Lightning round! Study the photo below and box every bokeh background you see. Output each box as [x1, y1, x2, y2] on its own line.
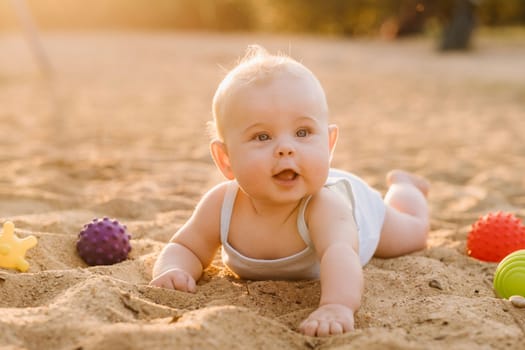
[1, 1, 525, 349]
[1, 1, 524, 43]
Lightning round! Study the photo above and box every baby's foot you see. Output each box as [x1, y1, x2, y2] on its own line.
[386, 170, 430, 197]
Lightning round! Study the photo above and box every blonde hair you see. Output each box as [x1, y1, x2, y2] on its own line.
[209, 45, 327, 141]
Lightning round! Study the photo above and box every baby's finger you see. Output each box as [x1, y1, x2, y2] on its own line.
[316, 321, 331, 337]
[341, 318, 355, 333]
[171, 273, 191, 292]
[186, 276, 196, 293]
[329, 321, 343, 335]
[299, 320, 318, 337]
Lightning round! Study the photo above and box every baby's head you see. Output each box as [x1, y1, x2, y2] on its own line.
[210, 45, 329, 142]
[209, 45, 338, 203]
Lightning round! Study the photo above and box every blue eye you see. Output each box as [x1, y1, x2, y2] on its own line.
[256, 133, 270, 141]
[296, 129, 309, 137]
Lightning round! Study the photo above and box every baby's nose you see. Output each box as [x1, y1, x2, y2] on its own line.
[279, 149, 293, 156]
[275, 143, 295, 157]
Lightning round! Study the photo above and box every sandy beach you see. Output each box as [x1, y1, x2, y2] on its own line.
[1, 31, 524, 349]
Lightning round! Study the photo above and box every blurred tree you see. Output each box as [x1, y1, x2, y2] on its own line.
[258, 0, 397, 36]
[212, 0, 256, 31]
[170, 0, 255, 31]
[379, 0, 477, 50]
[393, 0, 433, 37]
[1, 0, 523, 34]
[477, 0, 525, 25]
[439, 0, 477, 50]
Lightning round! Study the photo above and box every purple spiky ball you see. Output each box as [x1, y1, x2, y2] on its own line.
[76, 217, 132, 266]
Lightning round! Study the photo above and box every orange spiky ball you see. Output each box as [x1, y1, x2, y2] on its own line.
[467, 211, 525, 262]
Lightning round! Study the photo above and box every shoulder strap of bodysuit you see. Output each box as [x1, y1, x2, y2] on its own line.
[220, 181, 238, 244]
[296, 195, 314, 247]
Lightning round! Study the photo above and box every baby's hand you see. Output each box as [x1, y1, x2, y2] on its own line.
[149, 268, 196, 293]
[299, 304, 355, 337]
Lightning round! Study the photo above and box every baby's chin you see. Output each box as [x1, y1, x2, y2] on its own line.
[245, 190, 309, 206]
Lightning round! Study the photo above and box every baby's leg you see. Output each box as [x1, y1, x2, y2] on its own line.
[375, 170, 430, 258]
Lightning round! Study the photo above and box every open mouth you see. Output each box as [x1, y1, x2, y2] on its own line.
[273, 169, 299, 181]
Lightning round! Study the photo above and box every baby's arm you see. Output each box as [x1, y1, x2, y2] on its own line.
[150, 183, 225, 292]
[150, 243, 203, 292]
[299, 188, 363, 337]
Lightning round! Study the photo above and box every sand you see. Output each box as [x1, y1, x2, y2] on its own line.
[0, 31, 524, 349]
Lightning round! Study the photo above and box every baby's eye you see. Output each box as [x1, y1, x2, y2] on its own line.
[296, 128, 310, 137]
[256, 133, 270, 141]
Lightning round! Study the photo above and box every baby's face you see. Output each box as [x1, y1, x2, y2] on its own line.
[220, 71, 334, 204]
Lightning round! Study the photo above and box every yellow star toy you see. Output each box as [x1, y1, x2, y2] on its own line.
[0, 221, 37, 272]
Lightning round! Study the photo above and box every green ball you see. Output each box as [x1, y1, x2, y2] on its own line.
[493, 249, 525, 299]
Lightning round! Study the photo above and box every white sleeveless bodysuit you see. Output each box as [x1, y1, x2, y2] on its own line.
[220, 169, 386, 280]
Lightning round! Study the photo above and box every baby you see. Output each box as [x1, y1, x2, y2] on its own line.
[150, 45, 429, 337]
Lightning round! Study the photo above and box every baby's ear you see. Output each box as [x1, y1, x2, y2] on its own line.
[210, 140, 235, 180]
[328, 124, 339, 159]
